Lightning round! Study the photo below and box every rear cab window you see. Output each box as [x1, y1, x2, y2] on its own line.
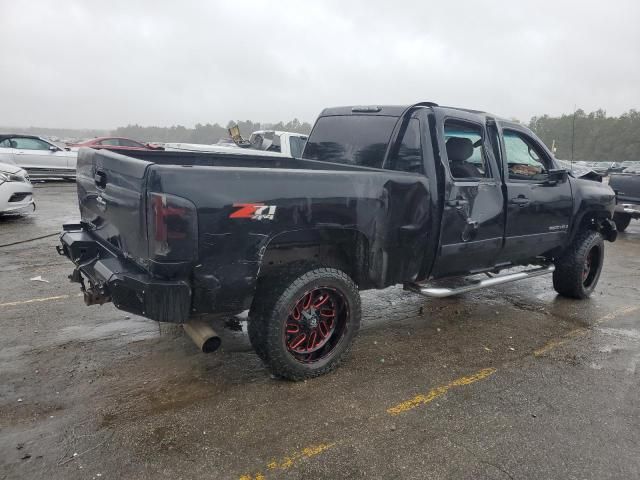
[303, 114, 427, 174]
[303, 115, 397, 168]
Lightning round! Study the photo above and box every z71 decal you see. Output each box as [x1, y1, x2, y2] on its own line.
[230, 203, 277, 220]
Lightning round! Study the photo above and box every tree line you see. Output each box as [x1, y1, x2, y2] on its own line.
[109, 109, 640, 161]
[6, 109, 639, 162]
[529, 109, 640, 162]
[112, 118, 312, 144]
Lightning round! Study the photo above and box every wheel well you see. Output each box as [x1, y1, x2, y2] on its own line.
[258, 229, 370, 287]
[574, 212, 617, 242]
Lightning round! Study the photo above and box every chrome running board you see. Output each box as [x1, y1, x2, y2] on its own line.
[405, 264, 555, 298]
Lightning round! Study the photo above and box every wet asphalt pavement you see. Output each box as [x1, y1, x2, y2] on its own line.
[1, 182, 639, 480]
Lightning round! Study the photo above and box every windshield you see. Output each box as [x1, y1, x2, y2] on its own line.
[303, 115, 397, 167]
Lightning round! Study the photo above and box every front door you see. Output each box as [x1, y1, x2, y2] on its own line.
[12, 136, 57, 171]
[498, 126, 572, 263]
[430, 117, 505, 277]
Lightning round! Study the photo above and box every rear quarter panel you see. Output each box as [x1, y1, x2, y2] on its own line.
[148, 164, 433, 313]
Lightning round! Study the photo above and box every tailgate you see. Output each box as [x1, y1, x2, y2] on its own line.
[76, 147, 152, 265]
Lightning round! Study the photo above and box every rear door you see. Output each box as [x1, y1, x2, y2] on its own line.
[430, 113, 505, 277]
[496, 124, 572, 263]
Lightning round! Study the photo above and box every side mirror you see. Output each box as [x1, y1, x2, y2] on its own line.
[49, 145, 59, 152]
[546, 168, 568, 185]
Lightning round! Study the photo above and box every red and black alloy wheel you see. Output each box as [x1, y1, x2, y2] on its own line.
[248, 267, 361, 380]
[285, 287, 349, 362]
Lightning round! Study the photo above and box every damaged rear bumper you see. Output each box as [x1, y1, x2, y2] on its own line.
[57, 224, 191, 323]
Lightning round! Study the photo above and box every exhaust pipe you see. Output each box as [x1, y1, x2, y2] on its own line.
[183, 320, 221, 353]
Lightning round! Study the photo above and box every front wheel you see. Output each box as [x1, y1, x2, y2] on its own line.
[553, 230, 604, 299]
[249, 267, 361, 380]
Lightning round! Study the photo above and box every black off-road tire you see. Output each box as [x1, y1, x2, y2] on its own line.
[553, 230, 604, 299]
[248, 267, 361, 381]
[248, 262, 321, 365]
[613, 212, 631, 232]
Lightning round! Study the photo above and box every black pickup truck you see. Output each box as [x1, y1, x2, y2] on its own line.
[58, 102, 618, 380]
[609, 167, 640, 231]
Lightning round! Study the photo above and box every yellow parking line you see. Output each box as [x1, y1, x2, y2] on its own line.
[595, 305, 639, 324]
[235, 304, 640, 477]
[387, 368, 497, 416]
[239, 443, 335, 480]
[0, 293, 82, 308]
[533, 329, 586, 357]
[534, 305, 639, 357]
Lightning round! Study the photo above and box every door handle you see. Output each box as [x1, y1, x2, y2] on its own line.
[446, 198, 469, 209]
[509, 195, 530, 207]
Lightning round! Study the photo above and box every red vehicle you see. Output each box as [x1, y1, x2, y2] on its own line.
[69, 137, 161, 151]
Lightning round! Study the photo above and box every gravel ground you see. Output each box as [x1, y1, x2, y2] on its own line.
[1, 182, 639, 480]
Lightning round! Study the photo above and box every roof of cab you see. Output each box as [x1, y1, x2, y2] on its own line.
[0, 134, 40, 141]
[319, 103, 505, 122]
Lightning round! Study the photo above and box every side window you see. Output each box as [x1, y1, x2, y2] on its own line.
[100, 138, 120, 146]
[266, 135, 281, 153]
[386, 118, 423, 174]
[12, 137, 51, 150]
[503, 130, 550, 181]
[119, 139, 144, 147]
[444, 120, 490, 179]
[289, 136, 306, 159]
[0, 138, 11, 148]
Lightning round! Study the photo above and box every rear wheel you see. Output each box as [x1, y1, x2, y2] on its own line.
[553, 230, 604, 299]
[248, 267, 360, 380]
[613, 212, 631, 232]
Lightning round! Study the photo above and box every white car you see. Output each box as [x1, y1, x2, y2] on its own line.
[0, 134, 77, 179]
[0, 161, 34, 215]
[164, 131, 308, 159]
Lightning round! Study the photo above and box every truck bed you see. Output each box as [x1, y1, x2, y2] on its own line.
[72, 146, 436, 320]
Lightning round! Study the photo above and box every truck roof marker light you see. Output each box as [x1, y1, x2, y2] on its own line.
[351, 106, 382, 113]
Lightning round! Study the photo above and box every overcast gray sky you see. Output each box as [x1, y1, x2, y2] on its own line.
[2, 0, 639, 128]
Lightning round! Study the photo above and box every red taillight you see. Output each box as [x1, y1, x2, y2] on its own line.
[148, 192, 197, 261]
